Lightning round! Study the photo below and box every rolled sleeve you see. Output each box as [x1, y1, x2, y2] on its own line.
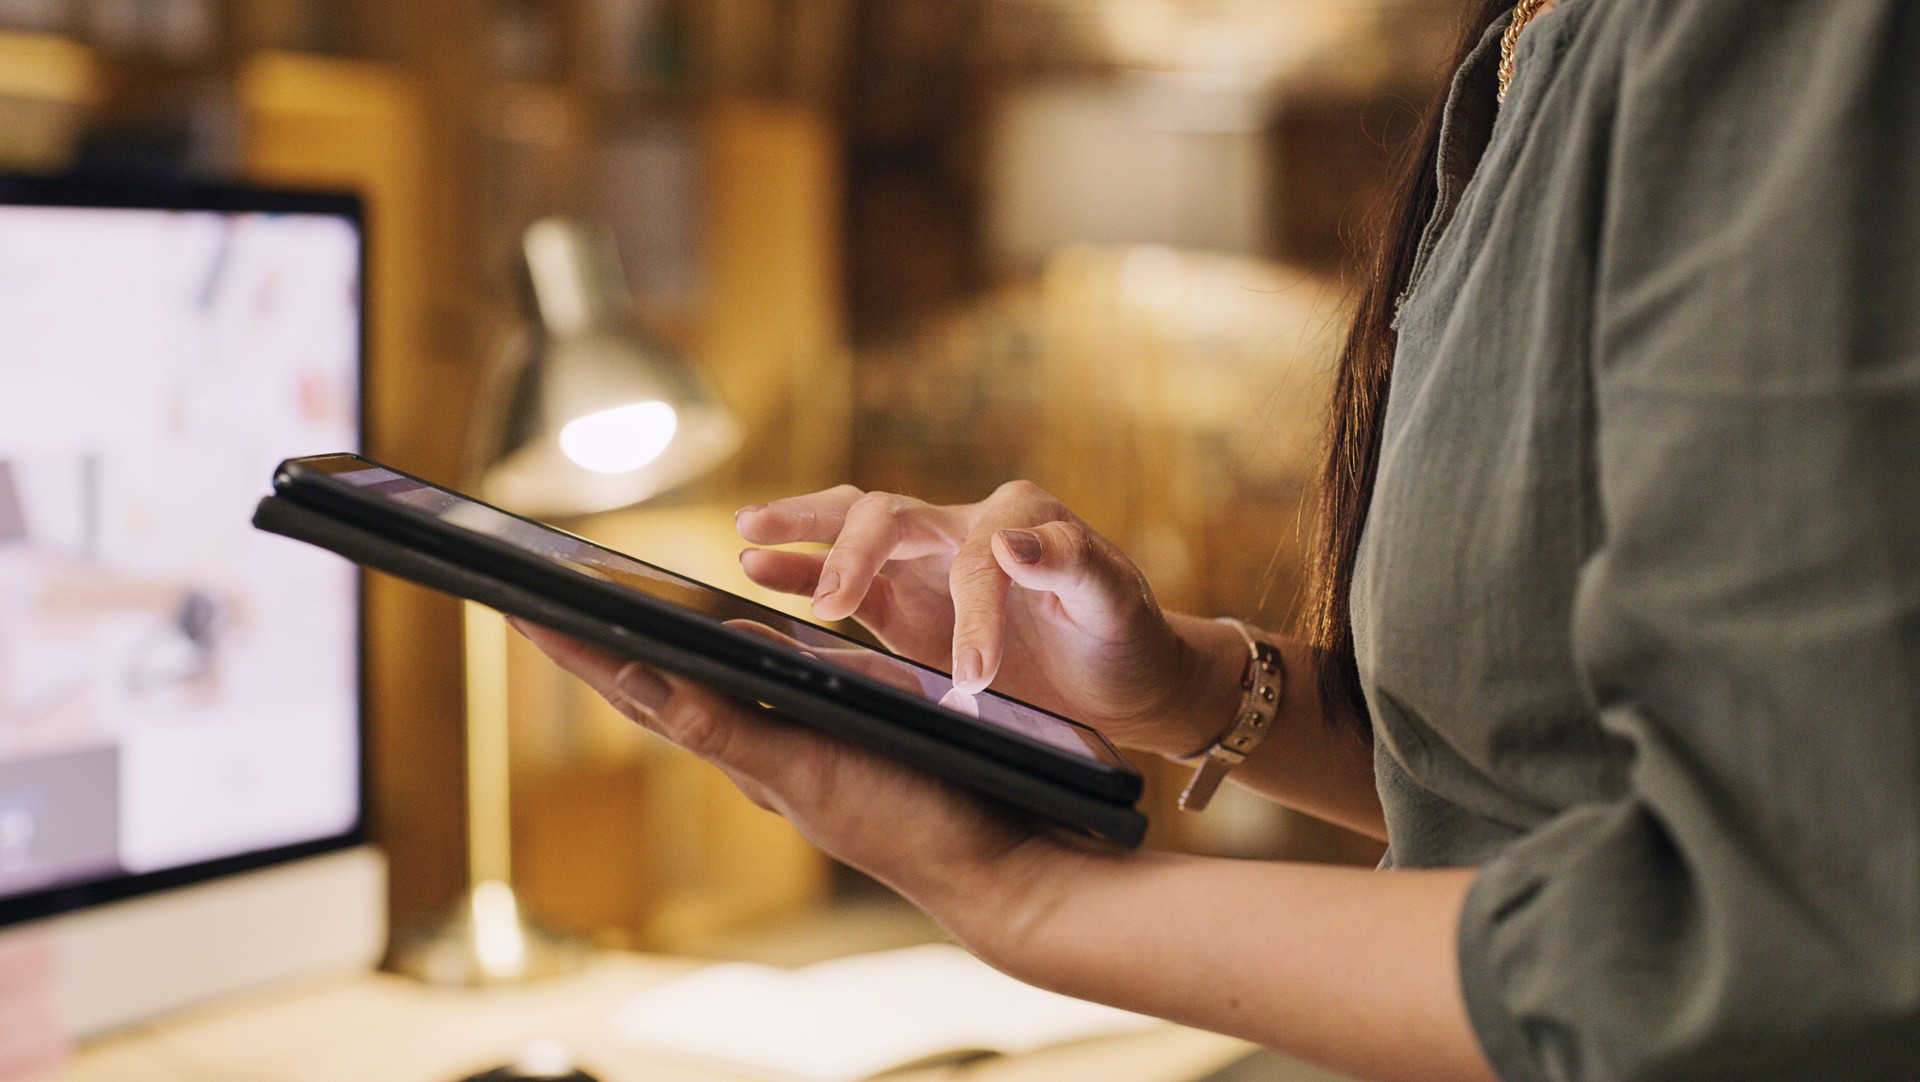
[1457, 2, 1920, 1079]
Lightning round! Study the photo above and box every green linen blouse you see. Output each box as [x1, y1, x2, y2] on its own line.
[1351, 2, 1919, 1078]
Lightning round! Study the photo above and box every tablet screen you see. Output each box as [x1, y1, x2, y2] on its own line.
[326, 464, 1125, 768]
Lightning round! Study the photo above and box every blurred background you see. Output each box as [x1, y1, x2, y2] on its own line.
[0, 0, 1463, 965]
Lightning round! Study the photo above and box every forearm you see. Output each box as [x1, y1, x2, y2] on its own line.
[1156, 613, 1385, 839]
[946, 845, 1494, 1082]
[524, 608, 1477, 1081]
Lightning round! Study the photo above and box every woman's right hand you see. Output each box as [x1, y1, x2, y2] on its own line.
[735, 481, 1242, 757]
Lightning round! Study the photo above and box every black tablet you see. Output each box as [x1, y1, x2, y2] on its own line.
[254, 454, 1147, 846]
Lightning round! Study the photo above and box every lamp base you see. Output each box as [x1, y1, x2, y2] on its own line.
[386, 880, 593, 987]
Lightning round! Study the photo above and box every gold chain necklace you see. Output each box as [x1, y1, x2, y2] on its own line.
[1496, 0, 1552, 104]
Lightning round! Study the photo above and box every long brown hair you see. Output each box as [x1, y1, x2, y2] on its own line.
[1308, 1, 1508, 732]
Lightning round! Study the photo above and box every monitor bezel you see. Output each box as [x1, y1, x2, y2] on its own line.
[0, 172, 371, 929]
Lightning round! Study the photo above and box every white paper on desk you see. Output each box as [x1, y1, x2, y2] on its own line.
[613, 943, 1162, 1082]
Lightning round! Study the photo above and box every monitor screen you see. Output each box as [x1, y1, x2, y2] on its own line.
[0, 179, 363, 925]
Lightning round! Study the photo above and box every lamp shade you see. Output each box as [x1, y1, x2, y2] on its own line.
[473, 218, 741, 518]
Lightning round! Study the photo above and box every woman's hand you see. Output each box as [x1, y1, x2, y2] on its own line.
[513, 620, 1053, 930]
[735, 481, 1239, 757]
[513, 625, 1472, 1082]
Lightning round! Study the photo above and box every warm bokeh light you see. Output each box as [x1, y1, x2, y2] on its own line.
[0, 0, 1444, 990]
[558, 400, 679, 474]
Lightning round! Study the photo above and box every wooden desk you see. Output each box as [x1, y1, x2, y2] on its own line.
[58, 954, 1264, 1082]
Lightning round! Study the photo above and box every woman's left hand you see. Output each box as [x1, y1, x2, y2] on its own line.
[512, 620, 1054, 933]
[513, 624, 1493, 1082]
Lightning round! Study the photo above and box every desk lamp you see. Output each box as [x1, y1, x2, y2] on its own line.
[389, 218, 741, 985]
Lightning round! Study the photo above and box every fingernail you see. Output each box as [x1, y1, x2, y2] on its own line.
[505, 615, 529, 635]
[614, 663, 671, 715]
[954, 646, 982, 689]
[999, 529, 1043, 564]
[735, 503, 766, 520]
[812, 570, 840, 603]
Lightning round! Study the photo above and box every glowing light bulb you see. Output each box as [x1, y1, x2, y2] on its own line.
[558, 401, 678, 473]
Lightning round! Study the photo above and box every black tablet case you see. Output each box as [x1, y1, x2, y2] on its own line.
[253, 494, 1148, 847]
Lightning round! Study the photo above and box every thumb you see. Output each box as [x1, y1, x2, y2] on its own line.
[990, 520, 1152, 636]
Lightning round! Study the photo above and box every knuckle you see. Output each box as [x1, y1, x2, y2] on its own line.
[950, 542, 1004, 583]
[851, 489, 911, 517]
[949, 570, 1008, 618]
[1070, 529, 1104, 571]
[1028, 519, 1090, 570]
[951, 618, 995, 646]
[666, 701, 734, 761]
[991, 478, 1046, 504]
[986, 480, 1070, 529]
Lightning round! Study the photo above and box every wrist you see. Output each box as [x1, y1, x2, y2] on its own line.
[1147, 613, 1258, 761]
[888, 831, 1065, 959]
[1175, 618, 1284, 811]
[943, 833, 1098, 973]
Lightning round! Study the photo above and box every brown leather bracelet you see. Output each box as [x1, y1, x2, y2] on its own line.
[1177, 618, 1284, 812]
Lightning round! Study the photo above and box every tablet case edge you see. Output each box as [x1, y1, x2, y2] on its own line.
[252, 494, 1148, 847]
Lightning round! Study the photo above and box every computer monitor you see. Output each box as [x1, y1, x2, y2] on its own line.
[0, 174, 383, 1036]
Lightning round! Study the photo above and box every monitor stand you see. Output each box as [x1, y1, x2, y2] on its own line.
[35, 846, 385, 1037]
